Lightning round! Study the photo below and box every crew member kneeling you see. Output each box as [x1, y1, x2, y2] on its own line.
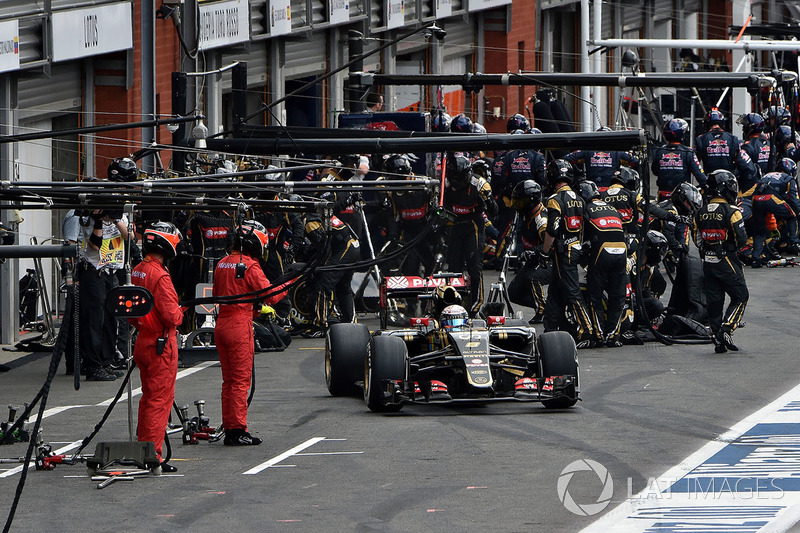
[131, 222, 185, 472]
[213, 220, 287, 446]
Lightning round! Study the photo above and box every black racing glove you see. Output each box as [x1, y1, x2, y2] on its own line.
[537, 248, 552, 269]
[518, 250, 536, 265]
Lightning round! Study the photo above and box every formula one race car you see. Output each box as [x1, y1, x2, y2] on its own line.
[325, 279, 580, 412]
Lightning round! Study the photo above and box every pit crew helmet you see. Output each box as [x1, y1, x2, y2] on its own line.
[107, 157, 139, 182]
[774, 125, 794, 147]
[217, 159, 237, 174]
[737, 113, 765, 138]
[506, 114, 530, 133]
[765, 106, 791, 128]
[528, 127, 543, 135]
[612, 166, 641, 193]
[621, 49, 639, 69]
[263, 164, 286, 182]
[384, 154, 412, 177]
[777, 157, 797, 177]
[546, 158, 574, 188]
[441, 304, 469, 330]
[703, 108, 726, 130]
[644, 230, 668, 267]
[670, 182, 703, 215]
[432, 112, 451, 132]
[434, 284, 462, 306]
[143, 222, 182, 260]
[235, 219, 269, 258]
[706, 169, 739, 203]
[578, 180, 601, 202]
[450, 114, 474, 133]
[597, 126, 613, 132]
[472, 122, 487, 134]
[511, 180, 542, 211]
[471, 158, 492, 180]
[338, 154, 361, 168]
[446, 154, 473, 189]
[663, 118, 689, 143]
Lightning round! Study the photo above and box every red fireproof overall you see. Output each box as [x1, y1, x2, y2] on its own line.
[130, 256, 184, 461]
[213, 253, 286, 432]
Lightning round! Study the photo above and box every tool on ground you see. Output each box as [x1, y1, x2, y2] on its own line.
[178, 400, 222, 444]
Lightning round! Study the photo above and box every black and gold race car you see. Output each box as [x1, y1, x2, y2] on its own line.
[324, 275, 580, 412]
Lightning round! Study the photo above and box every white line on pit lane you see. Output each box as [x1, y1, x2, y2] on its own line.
[582, 380, 800, 533]
[95, 361, 218, 407]
[42, 405, 88, 419]
[243, 437, 326, 474]
[295, 452, 364, 456]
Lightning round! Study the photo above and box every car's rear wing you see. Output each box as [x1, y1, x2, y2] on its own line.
[379, 274, 469, 328]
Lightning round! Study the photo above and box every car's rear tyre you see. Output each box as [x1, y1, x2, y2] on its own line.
[365, 335, 407, 412]
[537, 331, 579, 409]
[481, 301, 505, 318]
[291, 280, 315, 321]
[325, 323, 370, 397]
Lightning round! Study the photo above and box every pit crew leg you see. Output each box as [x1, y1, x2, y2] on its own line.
[560, 259, 593, 343]
[466, 221, 486, 316]
[134, 335, 178, 460]
[702, 264, 725, 338]
[543, 257, 566, 333]
[721, 258, 748, 334]
[604, 259, 629, 343]
[78, 266, 109, 374]
[216, 315, 254, 431]
[335, 270, 356, 323]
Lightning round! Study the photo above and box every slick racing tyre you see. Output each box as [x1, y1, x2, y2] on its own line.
[365, 335, 408, 412]
[481, 301, 505, 318]
[537, 331, 579, 409]
[291, 279, 315, 322]
[325, 323, 370, 397]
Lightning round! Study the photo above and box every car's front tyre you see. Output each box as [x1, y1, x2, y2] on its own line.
[365, 335, 408, 412]
[326, 323, 370, 397]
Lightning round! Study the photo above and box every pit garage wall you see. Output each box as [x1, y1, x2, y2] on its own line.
[376, 16, 482, 120]
[0, 0, 131, 343]
[14, 66, 82, 337]
[536, 0, 705, 133]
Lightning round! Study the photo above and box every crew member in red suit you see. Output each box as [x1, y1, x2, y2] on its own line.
[213, 220, 287, 446]
[130, 222, 185, 472]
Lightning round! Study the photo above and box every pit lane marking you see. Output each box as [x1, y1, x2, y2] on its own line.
[295, 452, 364, 456]
[96, 361, 218, 407]
[583, 380, 800, 532]
[42, 405, 88, 419]
[243, 437, 325, 474]
[242, 437, 362, 475]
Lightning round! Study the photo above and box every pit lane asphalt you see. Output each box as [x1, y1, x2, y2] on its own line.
[1, 265, 799, 532]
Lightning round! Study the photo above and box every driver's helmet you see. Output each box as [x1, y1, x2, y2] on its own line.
[441, 305, 469, 330]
